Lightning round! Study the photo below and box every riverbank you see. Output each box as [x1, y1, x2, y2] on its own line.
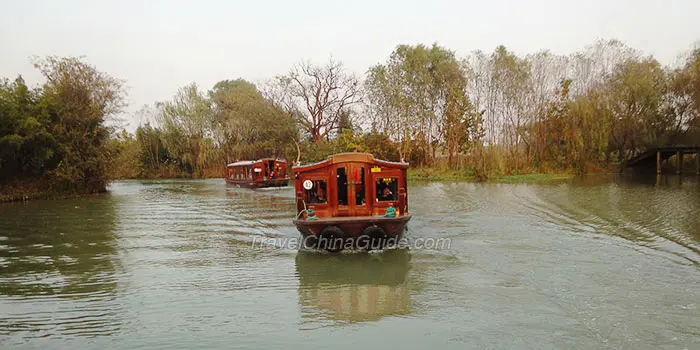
[0, 180, 108, 203]
[0, 169, 591, 203]
[406, 168, 577, 183]
[115, 168, 579, 184]
[110, 166, 224, 181]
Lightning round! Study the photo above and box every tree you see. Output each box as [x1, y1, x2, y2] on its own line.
[666, 48, 700, 145]
[32, 56, 126, 192]
[270, 58, 361, 144]
[366, 43, 483, 166]
[0, 76, 59, 182]
[209, 79, 298, 162]
[135, 122, 170, 175]
[158, 83, 212, 176]
[606, 57, 669, 159]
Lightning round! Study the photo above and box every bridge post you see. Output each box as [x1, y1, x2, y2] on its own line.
[657, 151, 661, 174]
[676, 151, 683, 174]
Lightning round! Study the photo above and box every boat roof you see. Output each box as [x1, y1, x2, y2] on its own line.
[227, 160, 253, 167]
[293, 152, 409, 172]
[226, 158, 287, 167]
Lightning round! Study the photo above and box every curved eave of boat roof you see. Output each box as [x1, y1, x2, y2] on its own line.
[374, 159, 410, 168]
[292, 153, 409, 172]
[291, 158, 330, 171]
[226, 158, 287, 167]
[227, 161, 252, 167]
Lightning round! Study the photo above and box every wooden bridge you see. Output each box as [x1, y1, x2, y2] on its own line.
[623, 146, 700, 174]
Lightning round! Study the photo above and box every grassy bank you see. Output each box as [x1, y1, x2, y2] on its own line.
[1, 167, 585, 204]
[407, 167, 576, 183]
[0, 180, 108, 203]
[113, 167, 577, 184]
[489, 173, 576, 183]
[110, 166, 225, 181]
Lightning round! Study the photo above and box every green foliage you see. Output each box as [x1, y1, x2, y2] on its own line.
[210, 78, 297, 162]
[107, 129, 139, 179]
[158, 83, 211, 177]
[106, 78, 299, 179]
[0, 56, 125, 200]
[606, 57, 670, 157]
[366, 43, 484, 167]
[0, 77, 59, 181]
[6, 39, 700, 198]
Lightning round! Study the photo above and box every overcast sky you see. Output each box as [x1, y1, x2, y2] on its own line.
[2, 0, 699, 131]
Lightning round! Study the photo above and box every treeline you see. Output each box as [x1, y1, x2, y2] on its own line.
[111, 39, 700, 181]
[3, 39, 700, 201]
[108, 79, 299, 179]
[365, 39, 700, 177]
[0, 57, 125, 201]
[109, 62, 403, 179]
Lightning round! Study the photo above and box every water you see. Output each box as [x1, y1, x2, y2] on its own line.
[1, 176, 699, 349]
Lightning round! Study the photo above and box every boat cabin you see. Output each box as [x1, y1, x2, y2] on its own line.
[225, 158, 289, 188]
[292, 153, 411, 251]
[293, 153, 408, 218]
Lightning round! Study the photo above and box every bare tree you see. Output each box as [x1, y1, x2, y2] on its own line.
[270, 58, 361, 143]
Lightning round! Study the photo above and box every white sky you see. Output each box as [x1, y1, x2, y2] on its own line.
[2, 0, 699, 132]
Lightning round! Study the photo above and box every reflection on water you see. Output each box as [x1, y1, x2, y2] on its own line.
[296, 249, 412, 327]
[0, 195, 122, 340]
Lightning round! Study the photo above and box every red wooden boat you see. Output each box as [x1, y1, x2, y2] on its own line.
[292, 153, 412, 252]
[225, 158, 289, 188]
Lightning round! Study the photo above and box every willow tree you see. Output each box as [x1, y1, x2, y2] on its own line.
[605, 57, 669, 159]
[157, 83, 212, 176]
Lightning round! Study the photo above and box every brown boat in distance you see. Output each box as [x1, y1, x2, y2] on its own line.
[225, 158, 289, 188]
[292, 153, 412, 252]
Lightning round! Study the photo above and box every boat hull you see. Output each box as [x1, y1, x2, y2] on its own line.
[225, 178, 289, 188]
[293, 215, 411, 251]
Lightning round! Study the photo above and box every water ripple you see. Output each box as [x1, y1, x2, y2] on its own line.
[1, 178, 699, 348]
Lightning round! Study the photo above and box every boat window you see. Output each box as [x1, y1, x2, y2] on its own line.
[337, 167, 348, 206]
[304, 180, 327, 204]
[354, 167, 365, 206]
[376, 177, 398, 202]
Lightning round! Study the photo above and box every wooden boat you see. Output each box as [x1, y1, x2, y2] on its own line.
[292, 153, 412, 252]
[225, 158, 289, 188]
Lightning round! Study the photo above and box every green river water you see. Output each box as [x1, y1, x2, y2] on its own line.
[1, 176, 699, 349]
